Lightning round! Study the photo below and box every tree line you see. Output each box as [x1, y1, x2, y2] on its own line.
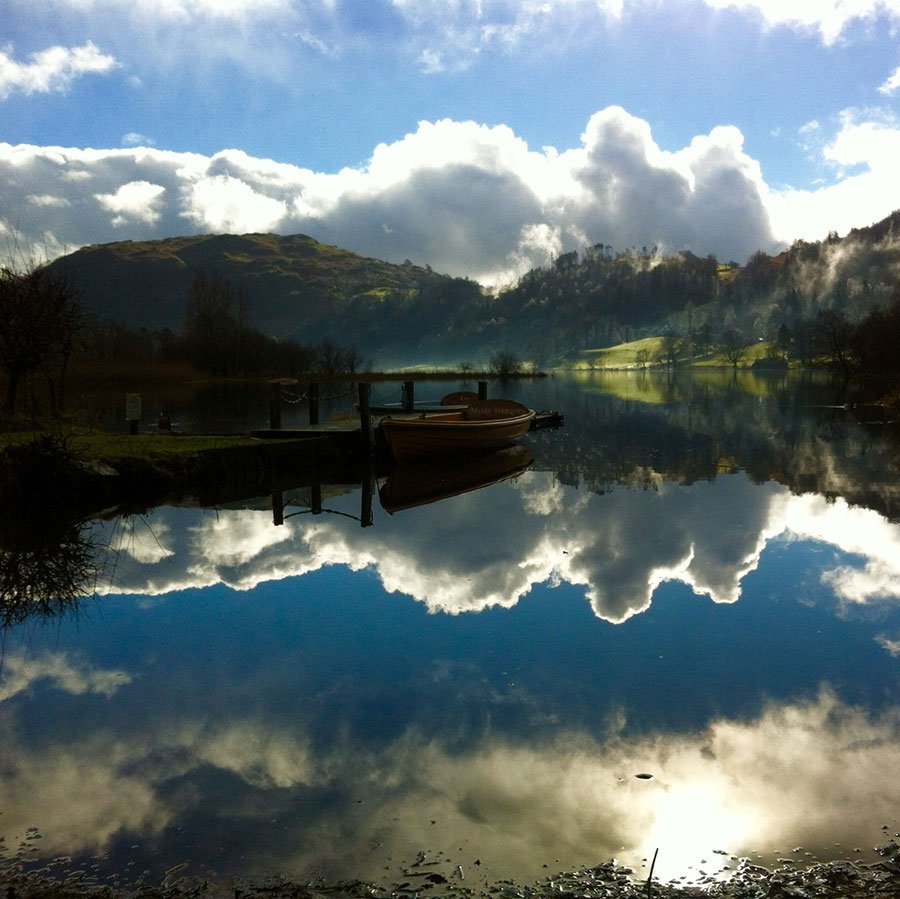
[487, 214, 899, 362]
[0, 266, 366, 417]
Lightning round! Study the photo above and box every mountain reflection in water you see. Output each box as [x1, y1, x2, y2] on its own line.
[1, 372, 900, 893]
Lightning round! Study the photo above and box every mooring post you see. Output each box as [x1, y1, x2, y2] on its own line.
[269, 382, 282, 430]
[403, 380, 415, 412]
[308, 381, 320, 426]
[272, 491, 284, 526]
[311, 481, 322, 515]
[358, 382, 375, 455]
[360, 467, 374, 528]
[478, 380, 488, 400]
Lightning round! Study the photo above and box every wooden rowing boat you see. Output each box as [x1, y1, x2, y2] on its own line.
[379, 399, 535, 462]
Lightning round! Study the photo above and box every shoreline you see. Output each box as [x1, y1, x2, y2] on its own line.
[3, 841, 899, 899]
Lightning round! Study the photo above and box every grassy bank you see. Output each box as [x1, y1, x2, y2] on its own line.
[564, 337, 778, 370]
[0, 426, 364, 528]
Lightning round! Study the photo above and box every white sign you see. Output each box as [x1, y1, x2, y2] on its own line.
[125, 393, 142, 420]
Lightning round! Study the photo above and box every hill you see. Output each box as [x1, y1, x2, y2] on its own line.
[47, 232, 484, 365]
[46, 211, 900, 367]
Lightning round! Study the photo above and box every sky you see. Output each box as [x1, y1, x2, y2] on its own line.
[1, 0, 899, 285]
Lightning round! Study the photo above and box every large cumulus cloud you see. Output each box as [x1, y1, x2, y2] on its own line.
[1, 108, 781, 283]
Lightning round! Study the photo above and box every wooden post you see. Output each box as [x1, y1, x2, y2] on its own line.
[269, 383, 281, 430]
[403, 380, 415, 412]
[311, 482, 322, 515]
[308, 381, 320, 425]
[478, 380, 488, 400]
[272, 491, 284, 526]
[360, 467, 374, 528]
[358, 382, 374, 455]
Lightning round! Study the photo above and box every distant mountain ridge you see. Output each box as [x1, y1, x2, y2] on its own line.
[48, 211, 900, 365]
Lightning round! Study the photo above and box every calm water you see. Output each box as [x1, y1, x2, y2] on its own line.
[2, 372, 900, 891]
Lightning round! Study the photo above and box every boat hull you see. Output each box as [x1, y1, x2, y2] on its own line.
[380, 409, 535, 462]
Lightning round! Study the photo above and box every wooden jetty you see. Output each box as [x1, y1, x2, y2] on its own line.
[250, 380, 563, 456]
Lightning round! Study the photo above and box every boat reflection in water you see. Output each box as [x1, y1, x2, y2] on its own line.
[379, 444, 533, 513]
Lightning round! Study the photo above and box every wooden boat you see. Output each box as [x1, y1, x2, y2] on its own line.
[379, 445, 533, 513]
[379, 399, 535, 462]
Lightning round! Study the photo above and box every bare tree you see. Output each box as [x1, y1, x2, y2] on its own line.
[720, 328, 747, 369]
[182, 270, 246, 376]
[814, 309, 856, 375]
[0, 264, 83, 416]
[487, 349, 522, 378]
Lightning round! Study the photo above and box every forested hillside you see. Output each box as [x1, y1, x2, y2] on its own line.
[494, 211, 900, 364]
[46, 211, 900, 367]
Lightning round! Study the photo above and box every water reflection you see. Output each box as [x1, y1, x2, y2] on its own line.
[1, 645, 898, 885]
[0, 501, 105, 627]
[81, 468, 900, 624]
[2, 373, 900, 892]
[379, 445, 533, 513]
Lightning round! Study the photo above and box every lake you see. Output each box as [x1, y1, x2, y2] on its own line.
[2, 371, 900, 894]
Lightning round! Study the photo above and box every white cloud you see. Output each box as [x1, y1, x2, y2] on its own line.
[2, 103, 898, 281]
[699, 0, 900, 44]
[95, 179, 167, 226]
[0, 109, 779, 282]
[4, 0, 897, 100]
[181, 174, 289, 232]
[768, 109, 900, 245]
[94, 463, 900, 629]
[122, 132, 156, 147]
[0, 41, 118, 100]
[26, 193, 71, 207]
[169, 0, 293, 19]
[0, 730, 170, 856]
[0, 650, 132, 702]
[84, 471, 788, 623]
[30, 0, 293, 20]
[878, 64, 900, 94]
[368, 0, 900, 69]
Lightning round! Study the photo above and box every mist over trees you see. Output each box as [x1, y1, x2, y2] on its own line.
[37, 209, 900, 373]
[479, 211, 899, 372]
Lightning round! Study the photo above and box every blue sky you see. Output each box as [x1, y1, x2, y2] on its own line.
[1, 0, 899, 284]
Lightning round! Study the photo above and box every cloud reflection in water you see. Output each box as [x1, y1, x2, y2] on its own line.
[101, 471, 900, 622]
[2, 467, 899, 887]
[1, 681, 898, 884]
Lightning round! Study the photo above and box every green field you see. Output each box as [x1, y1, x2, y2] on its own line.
[563, 337, 776, 370]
